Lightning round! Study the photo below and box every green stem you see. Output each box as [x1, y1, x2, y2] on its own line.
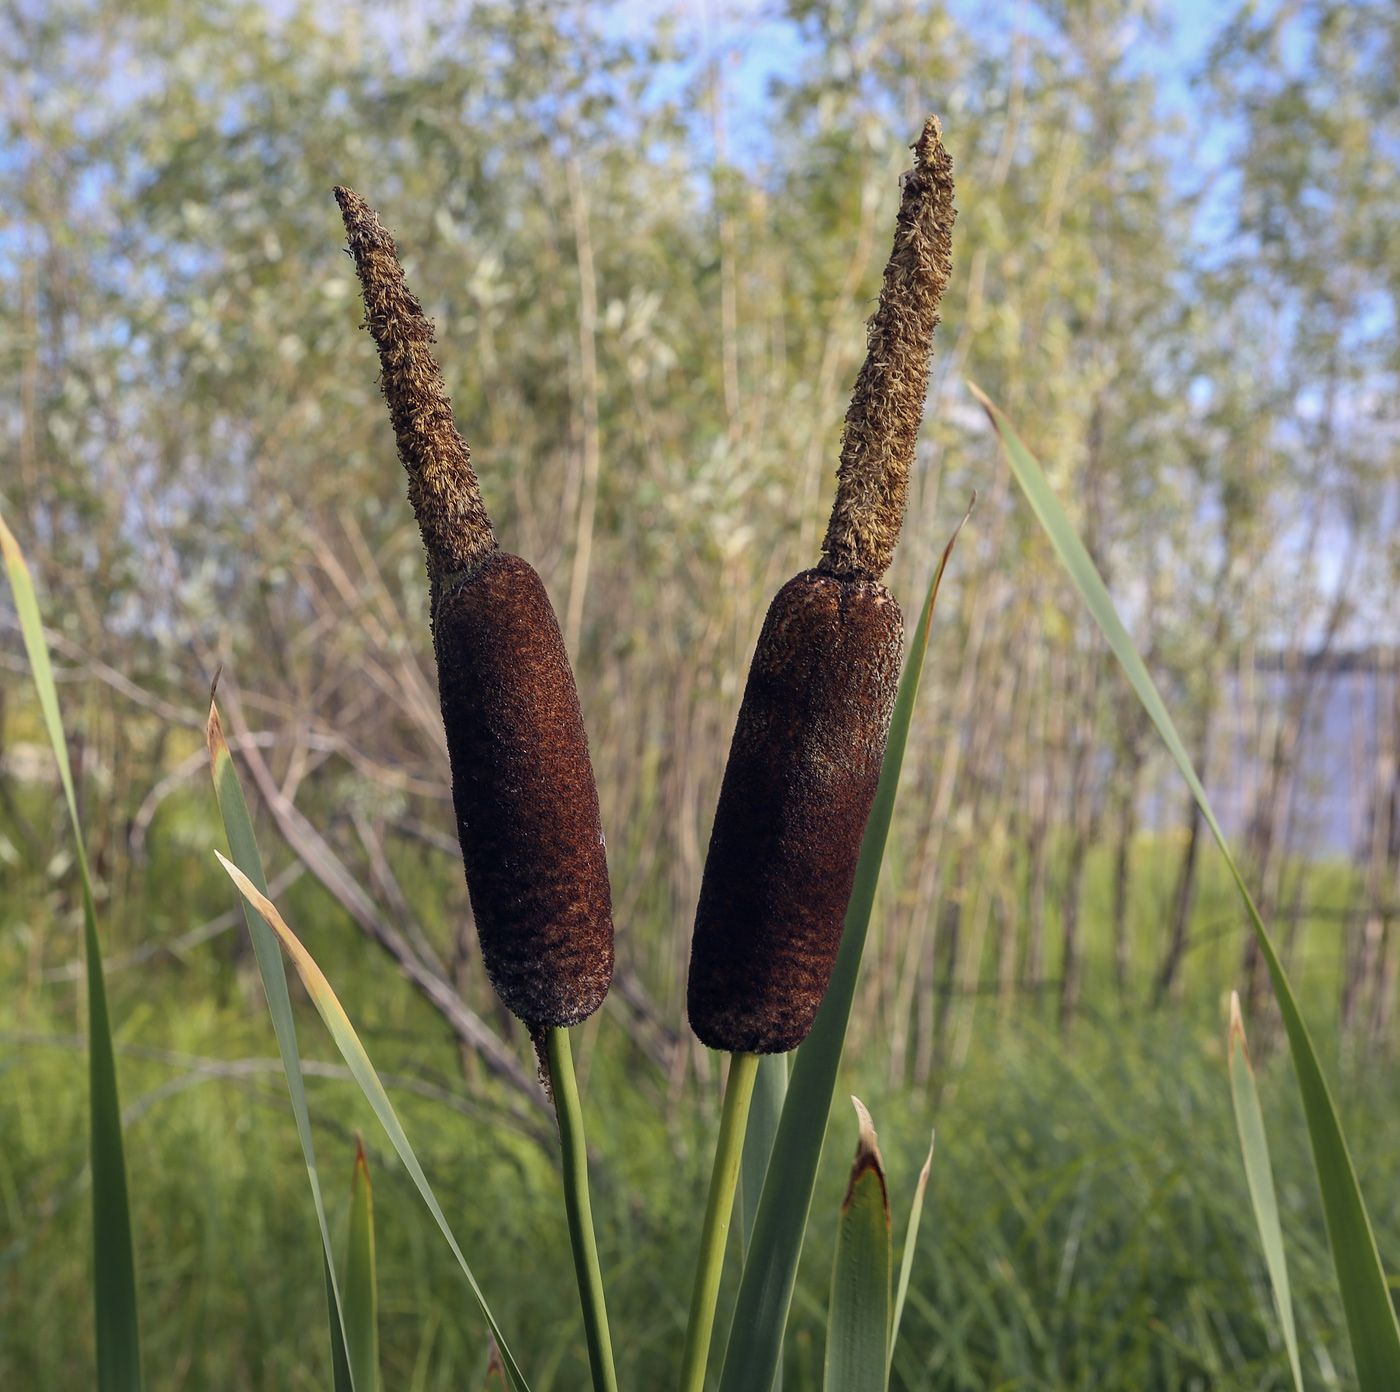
[545, 1026, 618, 1392]
[679, 1051, 760, 1392]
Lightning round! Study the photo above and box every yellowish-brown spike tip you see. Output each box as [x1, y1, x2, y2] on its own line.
[820, 116, 956, 582]
[333, 185, 496, 606]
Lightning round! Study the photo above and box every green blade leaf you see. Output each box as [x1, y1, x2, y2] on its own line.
[824, 1099, 891, 1392]
[889, 1131, 934, 1377]
[1228, 993, 1303, 1392]
[329, 1254, 355, 1392]
[740, 1055, 788, 1258]
[214, 851, 532, 1392]
[207, 700, 358, 1390]
[718, 504, 972, 1392]
[973, 381, 1400, 1389]
[346, 1134, 380, 1392]
[1, 512, 142, 1392]
[738, 1054, 788, 1392]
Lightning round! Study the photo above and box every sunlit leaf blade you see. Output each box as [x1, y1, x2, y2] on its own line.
[1, 511, 142, 1391]
[1228, 994, 1304, 1392]
[824, 1099, 891, 1392]
[889, 1131, 934, 1377]
[207, 699, 357, 1390]
[214, 851, 532, 1392]
[973, 382, 1400, 1389]
[718, 504, 972, 1392]
[346, 1134, 380, 1392]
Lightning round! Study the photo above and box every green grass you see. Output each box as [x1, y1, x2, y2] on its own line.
[2, 794, 1396, 1388]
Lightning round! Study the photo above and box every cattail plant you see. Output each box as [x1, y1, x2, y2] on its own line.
[335, 186, 618, 1392]
[678, 117, 956, 1392]
[688, 117, 955, 1057]
[334, 185, 613, 1031]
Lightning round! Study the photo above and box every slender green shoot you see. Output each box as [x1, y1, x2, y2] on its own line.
[679, 1050, 761, 1392]
[1, 512, 142, 1392]
[544, 1026, 618, 1392]
[214, 852, 532, 1392]
[345, 1134, 380, 1392]
[889, 1131, 934, 1377]
[974, 381, 1400, 1389]
[739, 1054, 787, 1257]
[718, 502, 973, 1392]
[208, 699, 359, 1389]
[1228, 993, 1303, 1392]
[823, 1099, 891, 1392]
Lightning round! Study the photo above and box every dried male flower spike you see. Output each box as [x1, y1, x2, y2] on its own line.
[687, 117, 954, 1055]
[335, 186, 613, 1029]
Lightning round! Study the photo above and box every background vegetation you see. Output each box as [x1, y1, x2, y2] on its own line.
[2, 0, 1398, 1387]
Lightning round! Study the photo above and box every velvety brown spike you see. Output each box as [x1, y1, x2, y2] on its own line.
[687, 571, 902, 1053]
[819, 116, 955, 583]
[689, 117, 952, 1053]
[334, 185, 496, 612]
[436, 552, 613, 1027]
[336, 187, 613, 1028]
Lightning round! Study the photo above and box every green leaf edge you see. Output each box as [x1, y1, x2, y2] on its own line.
[717, 504, 971, 1392]
[214, 850, 532, 1392]
[972, 380, 1400, 1390]
[1, 512, 143, 1392]
[889, 1130, 934, 1377]
[207, 702, 360, 1392]
[346, 1134, 380, 1392]
[1228, 993, 1304, 1392]
[823, 1098, 892, 1392]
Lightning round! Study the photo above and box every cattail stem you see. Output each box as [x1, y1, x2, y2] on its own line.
[544, 1027, 618, 1392]
[678, 1050, 760, 1392]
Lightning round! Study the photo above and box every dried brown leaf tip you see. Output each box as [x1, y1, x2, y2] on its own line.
[820, 116, 955, 583]
[842, 1097, 889, 1216]
[333, 185, 496, 609]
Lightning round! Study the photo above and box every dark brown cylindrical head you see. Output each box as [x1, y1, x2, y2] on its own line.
[687, 571, 903, 1053]
[435, 551, 614, 1027]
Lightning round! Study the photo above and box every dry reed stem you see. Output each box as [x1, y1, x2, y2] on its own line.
[820, 116, 955, 582]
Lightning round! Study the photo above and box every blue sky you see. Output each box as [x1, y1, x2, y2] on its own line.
[604, 0, 1239, 170]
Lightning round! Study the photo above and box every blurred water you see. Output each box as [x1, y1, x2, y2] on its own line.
[1144, 656, 1396, 858]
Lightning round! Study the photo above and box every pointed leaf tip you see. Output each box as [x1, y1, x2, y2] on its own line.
[844, 1098, 888, 1216]
[353, 1131, 371, 1195]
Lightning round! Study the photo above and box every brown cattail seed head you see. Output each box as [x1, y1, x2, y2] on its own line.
[820, 116, 955, 583]
[336, 188, 613, 1028]
[687, 572, 903, 1053]
[435, 554, 613, 1026]
[688, 118, 952, 1053]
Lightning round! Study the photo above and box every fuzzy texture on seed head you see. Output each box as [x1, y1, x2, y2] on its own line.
[819, 116, 955, 583]
[334, 185, 496, 611]
[436, 552, 614, 1028]
[687, 571, 903, 1053]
